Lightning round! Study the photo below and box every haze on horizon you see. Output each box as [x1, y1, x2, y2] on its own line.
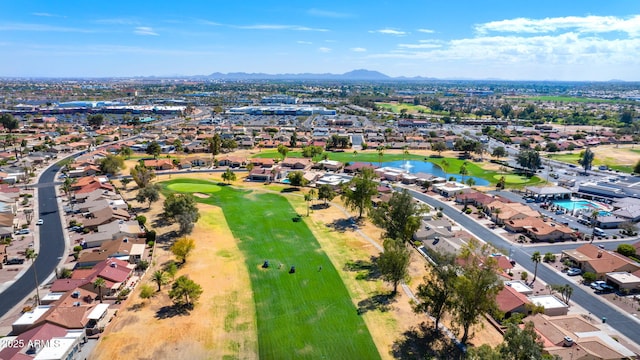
[1, 0, 640, 81]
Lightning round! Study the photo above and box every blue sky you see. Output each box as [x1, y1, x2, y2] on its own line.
[1, 1, 640, 80]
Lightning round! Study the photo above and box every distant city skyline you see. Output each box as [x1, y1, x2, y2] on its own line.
[1, 1, 640, 81]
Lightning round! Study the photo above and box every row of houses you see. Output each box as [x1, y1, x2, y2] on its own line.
[0, 174, 147, 360]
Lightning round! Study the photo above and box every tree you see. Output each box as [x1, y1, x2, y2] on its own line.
[93, 277, 106, 303]
[377, 238, 411, 294]
[168, 275, 203, 307]
[492, 146, 507, 158]
[579, 147, 595, 174]
[119, 146, 133, 159]
[550, 284, 573, 305]
[516, 149, 541, 176]
[290, 132, 298, 148]
[341, 168, 378, 219]
[136, 184, 161, 209]
[0, 113, 19, 133]
[414, 253, 457, 330]
[452, 242, 503, 345]
[171, 237, 196, 264]
[459, 162, 469, 184]
[531, 251, 541, 284]
[287, 171, 308, 187]
[317, 184, 336, 206]
[207, 134, 222, 155]
[163, 193, 200, 235]
[120, 177, 131, 189]
[25, 248, 40, 305]
[87, 114, 104, 128]
[152, 270, 169, 292]
[139, 284, 155, 301]
[146, 141, 162, 159]
[634, 159, 640, 174]
[617, 243, 636, 257]
[99, 154, 125, 176]
[497, 322, 544, 360]
[590, 209, 600, 243]
[619, 221, 638, 236]
[431, 141, 447, 156]
[164, 261, 178, 280]
[377, 147, 384, 167]
[130, 163, 156, 188]
[221, 168, 236, 184]
[277, 144, 289, 159]
[370, 189, 427, 243]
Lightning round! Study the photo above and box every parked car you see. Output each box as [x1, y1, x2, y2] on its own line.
[4, 258, 25, 265]
[567, 268, 582, 276]
[590, 281, 615, 293]
[36, 219, 43, 225]
[15, 229, 30, 235]
[69, 226, 83, 232]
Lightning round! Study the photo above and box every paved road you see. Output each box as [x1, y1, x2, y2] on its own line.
[406, 188, 640, 345]
[0, 164, 65, 318]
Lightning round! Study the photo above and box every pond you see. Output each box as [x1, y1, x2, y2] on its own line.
[378, 160, 490, 186]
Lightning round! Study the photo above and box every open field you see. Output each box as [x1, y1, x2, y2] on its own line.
[376, 102, 447, 115]
[546, 144, 640, 173]
[163, 178, 381, 359]
[506, 96, 619, 103]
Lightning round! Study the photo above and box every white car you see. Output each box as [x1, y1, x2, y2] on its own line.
[36, 219, 44, 225]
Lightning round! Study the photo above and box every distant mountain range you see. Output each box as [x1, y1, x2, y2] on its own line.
[205, 69, 438, 81]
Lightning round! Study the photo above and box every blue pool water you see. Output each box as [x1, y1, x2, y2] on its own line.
[281, 178, 291, 184]
[553, 199, 606, 213]
[377, 160, 490, 186]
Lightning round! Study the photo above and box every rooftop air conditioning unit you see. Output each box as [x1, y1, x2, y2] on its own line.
[73, 302, 81, 307]
[71, 291, 80, 298]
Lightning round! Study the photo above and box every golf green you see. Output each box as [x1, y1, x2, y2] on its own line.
[493, 174, 530, 184]
[166, 181, 222, 193]
[162, 179, 380, 359]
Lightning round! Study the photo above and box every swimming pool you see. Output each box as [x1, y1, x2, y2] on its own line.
[552, 199, 607, 213]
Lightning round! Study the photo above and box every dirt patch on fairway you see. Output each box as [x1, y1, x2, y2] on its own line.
[91, 197, 257, 360]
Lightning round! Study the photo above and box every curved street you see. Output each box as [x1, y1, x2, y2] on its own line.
[0, 164, 64, 318]
[406, 187, 640, 346]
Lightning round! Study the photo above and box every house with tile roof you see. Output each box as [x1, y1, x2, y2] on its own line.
[561, 244, 640, 279]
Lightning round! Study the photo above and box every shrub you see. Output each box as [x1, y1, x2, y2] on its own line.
[543, 252, 556, 263]
[521, 271, 528, 281]
[73, 245, 83, 253]
[145, 230, 157, 243]
[464, 208, 473, 214]
[135, 215, 147, 226]
[582, 272, 597, 283]
[355, 271, 368, 280]
[147, 241, 155, 248]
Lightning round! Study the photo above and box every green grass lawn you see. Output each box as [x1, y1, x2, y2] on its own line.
[161, 179, 380, 360]
[492, 174, 531, 184]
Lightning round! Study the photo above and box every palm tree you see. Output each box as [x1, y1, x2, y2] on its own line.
[93, 278, 106, 303]
[440, 159, 449, 175]
[459, 162, 469, 184]
[531, 251, 541, 284]
[152, 270, 169, 292]
[377, 147, 385, 167]
[590, 210, 599, 243]
[25, 248, 39, 305]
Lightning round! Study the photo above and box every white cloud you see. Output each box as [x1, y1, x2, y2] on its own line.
[369, 29, 407, 36]
[235, 24, 328, 32]
[476, 15, 640, 36]
[318, 47, 332, 53]
[32, 12, 65, 18]
[307, 8, 352, 18]
[0, 23, 94, 33]
[350, 47, 367, 52]
[398, 43, 442, 49]
[95, 18, 139, 25]
[417, 28, 435, 33]
[134, 27, 159, 36]
[297, 41, 312, 44]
